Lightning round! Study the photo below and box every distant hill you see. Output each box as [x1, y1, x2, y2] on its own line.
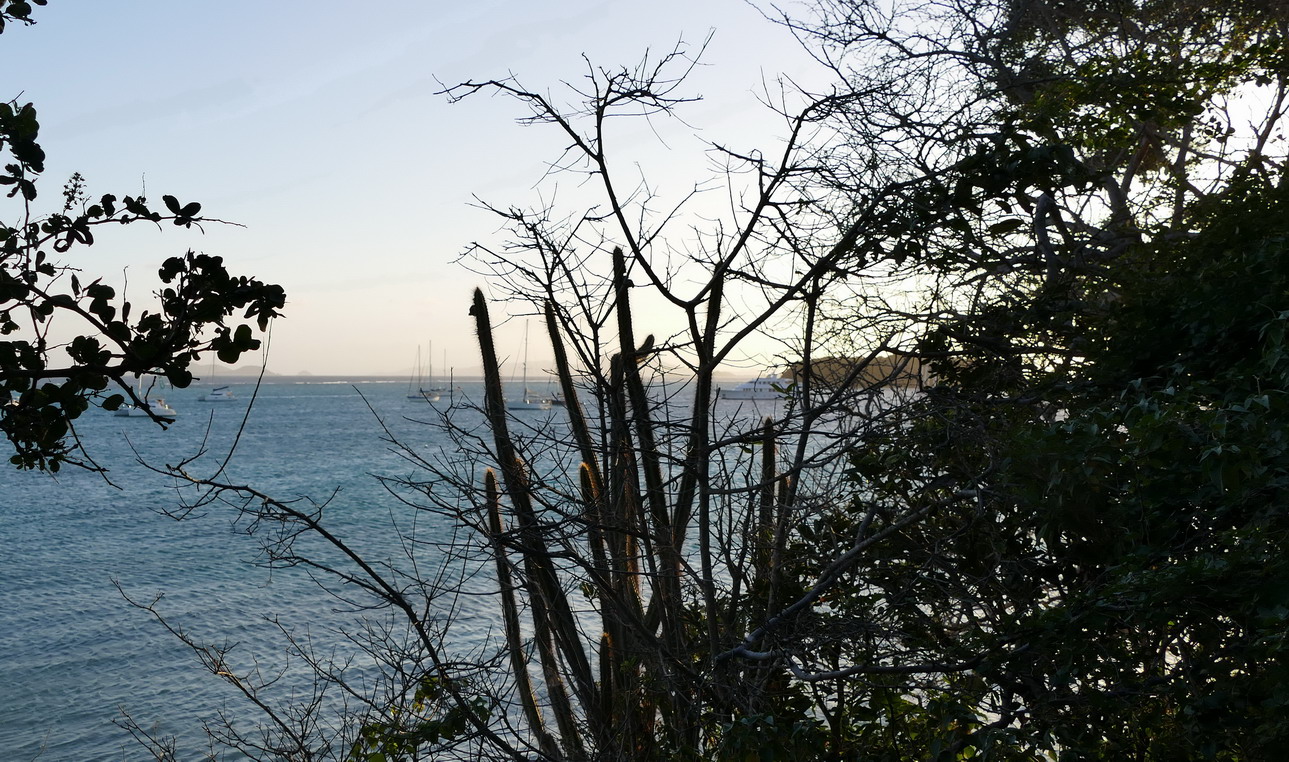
[231, 365, 278, 376]
[784, 355, 925, 389]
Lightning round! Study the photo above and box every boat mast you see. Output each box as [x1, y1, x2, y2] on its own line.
[407, 345, 422, 397]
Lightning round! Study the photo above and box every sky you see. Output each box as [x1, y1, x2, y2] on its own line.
[1, 1, 830, 376]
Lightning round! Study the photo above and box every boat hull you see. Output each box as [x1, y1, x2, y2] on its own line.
[115, 400, 177, 417]
[507, 397, 551, 411]
[720, 377, 789, 401]
[199, 386, 236, 402]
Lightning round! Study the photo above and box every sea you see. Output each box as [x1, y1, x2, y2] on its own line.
[0, 377, 512, 761]
[0, 375, 790, 761]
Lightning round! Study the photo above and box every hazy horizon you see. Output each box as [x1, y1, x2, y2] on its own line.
[3, 2, 827, 378]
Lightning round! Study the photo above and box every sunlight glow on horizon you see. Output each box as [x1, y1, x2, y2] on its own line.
[1, 1, 830, 377]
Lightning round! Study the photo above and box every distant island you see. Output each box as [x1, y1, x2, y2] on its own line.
[230, 365, 278, 376]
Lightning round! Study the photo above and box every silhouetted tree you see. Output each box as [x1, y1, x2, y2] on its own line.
[131, 1, 1289, 759]
[0, 2, 285, 471]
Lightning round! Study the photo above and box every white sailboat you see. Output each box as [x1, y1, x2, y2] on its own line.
[507, 323, 551, 411]
[198, 356, 236, 401]
[115, 376, 178, 418]
[407, 345, 440, 401]
[199, 385, 235, 402]
[429, 345, 448, 393]
[115, 398, 178, 417]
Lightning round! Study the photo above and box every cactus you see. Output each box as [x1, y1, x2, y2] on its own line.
[471, 288, 600, 757]
[485, 468, 560, 758]
[472, 273, 792, 759]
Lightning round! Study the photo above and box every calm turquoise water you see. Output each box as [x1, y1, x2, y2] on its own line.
[0, 379, 499, 761]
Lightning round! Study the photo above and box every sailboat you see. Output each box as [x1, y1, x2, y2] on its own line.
[200, 386, 235, 401]
[407, 345, 440, 401]
[507, 323, 551, 411]
[198, 355, 236, 401]
[428, 344, 448, 393]
[115, 376, 178, 418]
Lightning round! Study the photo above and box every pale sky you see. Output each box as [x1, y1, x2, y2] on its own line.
[2, 1, 828, 376]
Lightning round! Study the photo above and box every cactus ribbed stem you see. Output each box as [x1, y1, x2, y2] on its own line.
[485, 468, 560, 759]
[471, 289, 599, 756]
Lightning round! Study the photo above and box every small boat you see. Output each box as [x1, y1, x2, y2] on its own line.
[508, 397, 551, 411]
[407, 345, 441, 401]
[721, 377, 789, 401]
[508, 389, 552, 411]
[199, 385, 236, 402]
[428, 346, 448, 392]
[507, 323, 551, 411]
[115, 397, 178, 418]
[198, 355, 236, 401]
[115, 375, 178, 417]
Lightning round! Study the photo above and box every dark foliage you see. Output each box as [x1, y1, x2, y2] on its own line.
[0, 4, 285, 471]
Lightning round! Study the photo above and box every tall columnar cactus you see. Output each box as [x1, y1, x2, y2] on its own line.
[485, 467, 560, 759]
[472, 274, 793, 759]
[471, 289, 601, 758]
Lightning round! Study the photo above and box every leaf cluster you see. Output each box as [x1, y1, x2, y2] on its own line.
[0, 0, 45, 35]
[0, 19, 285, 472]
